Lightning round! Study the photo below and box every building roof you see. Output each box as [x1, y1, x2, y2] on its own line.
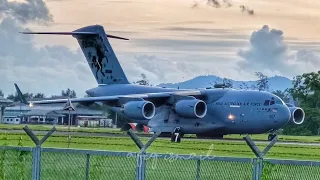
[0, 97, 13, 104]
[56, 108, 103, 115]
[5, 105, 62, 111]
[4, 104, 104, 117]
[23, 109, 65, 117]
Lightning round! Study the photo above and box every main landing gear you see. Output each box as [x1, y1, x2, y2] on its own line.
[268, 134, 277, 141]
[171, 127, 182, 143]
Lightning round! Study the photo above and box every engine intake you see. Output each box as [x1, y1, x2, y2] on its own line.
[289, 107, 305, 125]
[123, 101, 155, 120]
[174, 99, 207, 118]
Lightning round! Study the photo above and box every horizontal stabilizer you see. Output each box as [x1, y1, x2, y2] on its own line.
[19, 31, 129, 40]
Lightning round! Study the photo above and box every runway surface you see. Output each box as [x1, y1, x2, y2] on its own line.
[1, 129, 320, 146]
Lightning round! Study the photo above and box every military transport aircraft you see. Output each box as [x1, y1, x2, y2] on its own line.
[18, 25, 305, 142]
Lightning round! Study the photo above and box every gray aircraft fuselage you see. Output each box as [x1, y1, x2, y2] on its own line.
[86, 84, 291, 135]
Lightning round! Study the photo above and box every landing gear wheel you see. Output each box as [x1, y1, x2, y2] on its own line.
[268, 134, 277, 141]
[171, 127, 182, 143]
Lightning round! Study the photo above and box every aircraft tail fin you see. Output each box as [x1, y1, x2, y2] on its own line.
[20, 25, 130, 85]
[289, 95, 295, 106]
[14, 83, 28, 104]
[285, 95, 298, 107]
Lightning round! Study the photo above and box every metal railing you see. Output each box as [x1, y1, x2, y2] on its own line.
[0, 127, 319, 180]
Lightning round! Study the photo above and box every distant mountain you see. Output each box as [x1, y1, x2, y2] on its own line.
[157, 75, 293, 92]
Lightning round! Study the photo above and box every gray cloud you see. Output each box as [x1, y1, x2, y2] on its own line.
[0, 17, 95, 97]
[0, 0, 53, 24]
[116, 52, 244, 86]
[0, 0, 96, 97]
[237, 25, 320, 78]
[2, 0, 320, 98]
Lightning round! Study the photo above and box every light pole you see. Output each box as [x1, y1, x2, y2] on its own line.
[114, 112, 117, 128]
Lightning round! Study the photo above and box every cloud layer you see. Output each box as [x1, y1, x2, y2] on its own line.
[0, 0, 320, 97]
[0, 0, 96, 97]
[237, 25, 320, 78]
[0, 0, 53, 24]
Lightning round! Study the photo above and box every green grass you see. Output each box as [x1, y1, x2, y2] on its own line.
[0, 132, 319, 161]
[0, 124, 125, 134]
[0, 124, 320, 161]
[2, 124, 320, 143]
[0, 127, 319, 180]
[1, 148, 320, 180]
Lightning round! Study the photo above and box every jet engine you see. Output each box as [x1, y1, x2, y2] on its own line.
[123, 101, 155, 120]
[288, 107, 305, 125]
[173, 99, 207, 118]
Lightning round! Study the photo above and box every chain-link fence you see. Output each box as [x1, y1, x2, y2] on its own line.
[0, 146, 319, 180]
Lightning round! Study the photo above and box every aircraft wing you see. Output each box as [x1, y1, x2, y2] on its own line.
[28, 90, 203, 105]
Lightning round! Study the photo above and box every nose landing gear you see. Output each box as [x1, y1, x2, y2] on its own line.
[171, 127, 182, 143]
[268, 134, 277, 141]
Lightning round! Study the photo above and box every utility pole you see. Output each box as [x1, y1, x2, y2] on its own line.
[63, 98, 75, 148]
[114, 113, 117, 128]
[0, 106, 4, 124]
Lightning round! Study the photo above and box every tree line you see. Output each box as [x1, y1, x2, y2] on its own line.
[0, 88, 77, 102]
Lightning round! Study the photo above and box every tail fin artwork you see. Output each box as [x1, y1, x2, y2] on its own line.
[20, 25, 130, 85]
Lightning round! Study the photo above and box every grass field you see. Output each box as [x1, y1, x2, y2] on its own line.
[0, 130, 319, 161]
[2, 147, 320, 180]
[1, 124, 320, 143]
[0, 124, 320, 179]
[0, 124, 319, 161]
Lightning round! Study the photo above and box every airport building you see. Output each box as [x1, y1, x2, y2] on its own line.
[3, 103, 112, 127]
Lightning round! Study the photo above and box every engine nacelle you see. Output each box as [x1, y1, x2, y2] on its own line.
[288, 107, 305, 125]
[174, 99, 207, 118]
[123, 101, 155, 120]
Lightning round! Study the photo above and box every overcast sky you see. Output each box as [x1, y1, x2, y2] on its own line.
[1, 0, 320, 97]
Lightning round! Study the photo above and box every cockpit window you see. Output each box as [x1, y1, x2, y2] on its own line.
[273, 96, 285, 105]
[265, 96, 285, 106]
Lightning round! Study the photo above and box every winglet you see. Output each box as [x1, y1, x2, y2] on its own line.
[14, 83, 28, 105]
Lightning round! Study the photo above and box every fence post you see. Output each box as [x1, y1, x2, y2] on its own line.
[243, 135, 278, 180]
[85, 154, 90, 180]
[196, 159, 201, 180]
[23, 125, 56, 180]
[127, 129, 161, 180]
[252, 158, 256, 180]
